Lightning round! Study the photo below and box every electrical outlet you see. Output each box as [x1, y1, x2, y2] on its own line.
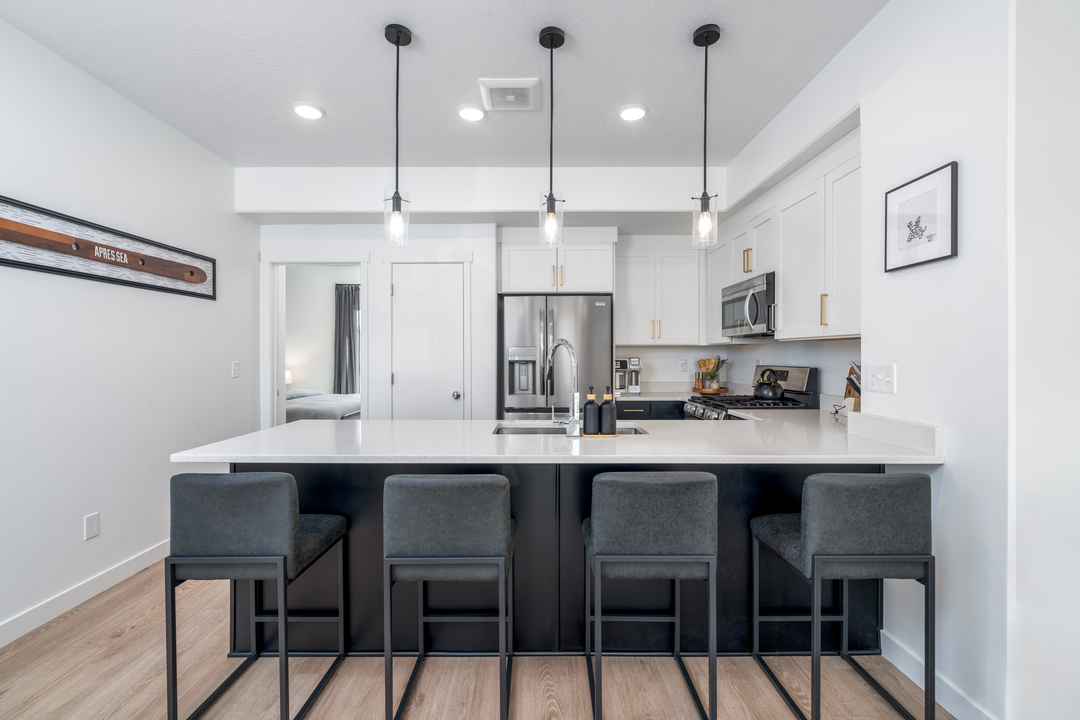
[84, 512, 100, 540]
[864, 363, 897, 394]
[678, 359, 688, 372]
[231, 360, 239, 378]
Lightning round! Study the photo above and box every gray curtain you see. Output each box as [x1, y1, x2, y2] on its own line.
[333, 284, 361, 394]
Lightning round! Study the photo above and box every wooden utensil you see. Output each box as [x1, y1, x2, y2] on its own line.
[0, 216, 208, 284]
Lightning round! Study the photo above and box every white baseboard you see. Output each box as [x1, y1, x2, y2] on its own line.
[0, 539, 170, 650]
[881, 629, 998, 720]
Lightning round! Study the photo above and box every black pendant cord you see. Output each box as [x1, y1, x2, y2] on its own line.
[395, 39, 400, 193]
[549, 43, 554, 197]
[702, 40, 708, 195]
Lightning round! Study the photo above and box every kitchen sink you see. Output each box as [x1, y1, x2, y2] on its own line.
[492, 423, 649, 435]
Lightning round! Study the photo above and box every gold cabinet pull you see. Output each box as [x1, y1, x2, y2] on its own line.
[552, 265, 556, 286]
[560, 264, 564, 286]
[657, 319, 661, 338]
[650, 320, 655, 338]
[820, 294, 828, 326]
[746, 247, 752, 273]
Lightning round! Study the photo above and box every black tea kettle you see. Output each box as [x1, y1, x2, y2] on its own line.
[753, 368, 785, 401]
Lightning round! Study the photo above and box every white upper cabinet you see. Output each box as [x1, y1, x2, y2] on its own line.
[614, 249, 656, 345]
[775, 155, 862, 341]
[823, 157, 862, 337]
[729, 207, 777, 278]
[776, 178, 827, 340]
[558, 243, 614, 293]
[499, 242, 613, 294]
[614, 249, 699, 346]
[706, 240, 734, 344]
[500, 245, 558, 293]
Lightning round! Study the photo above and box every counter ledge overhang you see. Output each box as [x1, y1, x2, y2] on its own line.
[170, 412, 944, 466]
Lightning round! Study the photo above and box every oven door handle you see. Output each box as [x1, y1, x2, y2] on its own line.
[743, 292, 754, 329]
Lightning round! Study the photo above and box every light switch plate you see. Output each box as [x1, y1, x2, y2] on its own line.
[679, 359, 688, 372]
[231, 361, 239, 378]
[864, 363, 897, 394]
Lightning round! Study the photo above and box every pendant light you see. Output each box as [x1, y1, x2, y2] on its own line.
[538, 26, 565, 248]
[691, 24, 721, 248]
[384, 24, 412, 246]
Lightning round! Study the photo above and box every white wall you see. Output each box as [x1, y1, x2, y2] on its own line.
[1008, 0, 1080, 715]
[0, 20, 260, 647]
[728, 1, 1011, 717]
[285, 265, 364, 394]
[261, 224, 497, 421]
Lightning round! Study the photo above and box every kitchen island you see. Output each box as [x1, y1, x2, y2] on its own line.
[171, 411, 942, 658]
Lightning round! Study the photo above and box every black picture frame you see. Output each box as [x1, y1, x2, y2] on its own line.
[884, 161, 958, 272]
[0, 193, 216, 300]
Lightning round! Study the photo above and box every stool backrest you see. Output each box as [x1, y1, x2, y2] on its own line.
[799, 472, 931, 574]
[171, 473, 299, 567]
[383, 474, 512, 559]
[590, 472, 718, 557]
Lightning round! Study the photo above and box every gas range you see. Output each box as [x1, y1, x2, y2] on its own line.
[683, 366, 818, 420]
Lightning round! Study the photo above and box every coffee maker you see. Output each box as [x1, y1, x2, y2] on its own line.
[627, 357, 642, 395]
[614, 359, 629, 394]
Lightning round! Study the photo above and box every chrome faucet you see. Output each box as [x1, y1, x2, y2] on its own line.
[546, 338, 580, 437]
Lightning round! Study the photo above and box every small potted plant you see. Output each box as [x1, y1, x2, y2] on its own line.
[700, 357, 728, 390]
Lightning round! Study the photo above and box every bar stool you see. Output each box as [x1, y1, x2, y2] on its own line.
[583, 471, 718, 720]
[750, 472, 934, 720]
[165, 473, 348, 720]
[383, 474, 515, 720]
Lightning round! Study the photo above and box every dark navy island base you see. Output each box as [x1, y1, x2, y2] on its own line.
[226, 462, 883, 658]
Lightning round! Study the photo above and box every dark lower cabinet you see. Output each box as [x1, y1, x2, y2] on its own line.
[616, 400, 685, 420]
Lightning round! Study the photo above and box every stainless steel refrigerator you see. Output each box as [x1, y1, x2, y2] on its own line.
[499, 295, 613, 418]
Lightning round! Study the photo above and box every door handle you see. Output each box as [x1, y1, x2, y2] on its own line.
[657, 319, 661, 338]
[539, 308, 546, 396]
[650, 320, 655, 339]
[746, 248, 752, 272]
[769, 303, 777, 331]
[742, 249, 747, 273]
[820, 294, 828, 326]
[552, 265, 556, 286]
[560, 265, 564, 286]
[452, 391, 461, 400]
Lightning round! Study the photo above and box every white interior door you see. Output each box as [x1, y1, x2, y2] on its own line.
[392, 263, 465, 419]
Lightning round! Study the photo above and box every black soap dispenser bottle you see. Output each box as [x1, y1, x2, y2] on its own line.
[583, 387, 600, 436]
[599, 386, 617, 436]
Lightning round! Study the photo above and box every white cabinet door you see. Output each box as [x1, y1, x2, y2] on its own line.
[558, 243, 613, 292]
[824, 157, 861, 337]
[655, 250, 699, 345]
[776, 178, 826, 340]
[706, 240, 734, 344]
[747, 207, 777, 275]
[392, 263, 465, 419]
[500, 245, 557, 293]
[614, 249, 656, 345]
[730, 222, 751, 278]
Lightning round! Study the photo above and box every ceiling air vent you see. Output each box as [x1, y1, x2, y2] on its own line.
[478, 78, 540, 111]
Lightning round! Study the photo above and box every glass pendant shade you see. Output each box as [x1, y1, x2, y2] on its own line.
[539, 191, 564, 248]
[384, 190, 410, 246]
[691, 192, 718, 248]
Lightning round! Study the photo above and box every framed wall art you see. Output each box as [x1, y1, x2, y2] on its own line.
[0, 194, 216, 299]
[884, 161, 957, 272]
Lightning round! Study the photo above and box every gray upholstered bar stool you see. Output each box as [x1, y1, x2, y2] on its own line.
[383, 474, 515, 720]
[750, 472, 934, 720]
[583, 471, 718, 720]
[165, 473, 348, 720]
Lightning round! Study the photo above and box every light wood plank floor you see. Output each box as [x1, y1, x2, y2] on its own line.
[0, 561, 953, 720]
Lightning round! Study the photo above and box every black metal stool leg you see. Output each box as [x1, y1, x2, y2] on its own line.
[499, 560, 508, 720]
[277, 560, 289, 720]
[594, 558, 603, 720]
[165, 561, 178, 720]
[708, 559, 717, 720]
[925, 559, 936, 720]
[384, 563, 393, 720]
[811, 564, 822, 720]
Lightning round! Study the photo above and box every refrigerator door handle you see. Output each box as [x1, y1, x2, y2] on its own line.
[539, 307, 547, 397]
[548, 308, 555, 400]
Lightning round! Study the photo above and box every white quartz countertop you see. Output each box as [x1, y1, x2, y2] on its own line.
[614, 392, 694, 402]
[171, 410, 944, 465]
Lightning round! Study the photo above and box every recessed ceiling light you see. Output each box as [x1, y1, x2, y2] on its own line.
[457, 104, 486, 121]
[293, 102, 324, 120]
[619, 104, 648, 121]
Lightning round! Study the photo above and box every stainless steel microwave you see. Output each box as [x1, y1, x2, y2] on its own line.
[721, 272, 776, 338]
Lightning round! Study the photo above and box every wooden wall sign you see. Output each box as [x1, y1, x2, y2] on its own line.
[0, 194, 216, 299]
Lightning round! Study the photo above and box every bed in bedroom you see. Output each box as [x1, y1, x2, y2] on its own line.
[285, 389, 362, 422]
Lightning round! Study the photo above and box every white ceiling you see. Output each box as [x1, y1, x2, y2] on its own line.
[0, 0, 886, 168]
